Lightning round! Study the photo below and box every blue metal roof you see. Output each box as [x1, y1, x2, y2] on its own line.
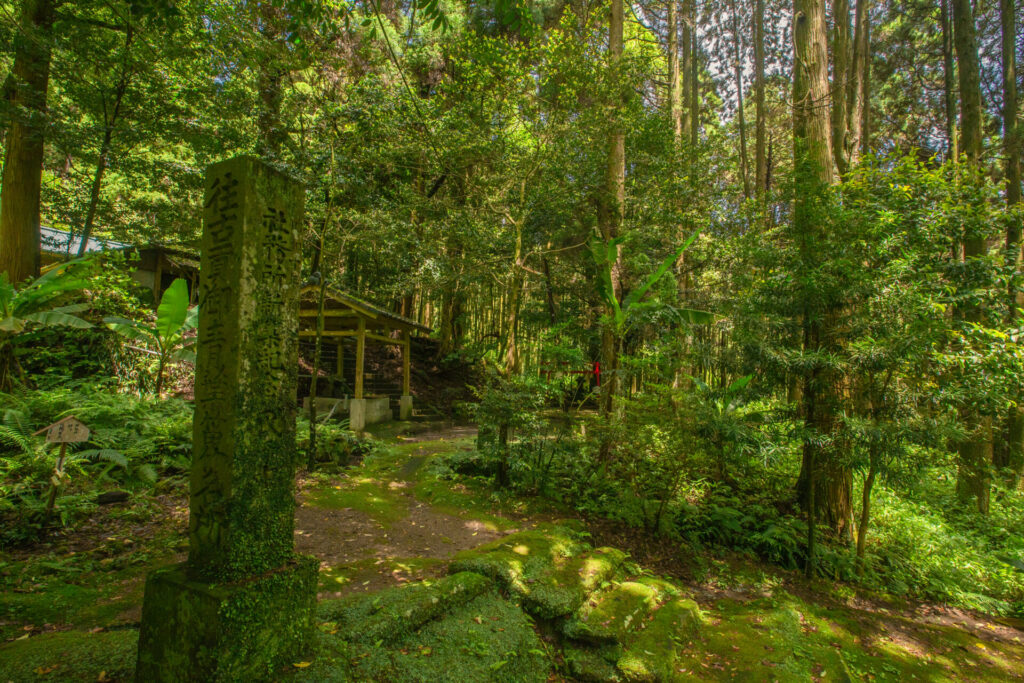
[40, 226, 129, 255]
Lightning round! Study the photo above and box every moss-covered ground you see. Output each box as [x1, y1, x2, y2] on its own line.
[2, 424, 1024, 681]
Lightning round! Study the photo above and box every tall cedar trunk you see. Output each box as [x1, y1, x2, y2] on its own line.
[952, 0, 993, 514]
[754, 0, 767, 197]
[690, 3, 700, 149]
[846, 0, 871, 165]
[831, 0, 851, 176]
[941, 0, 957, 160]
[77, 22, 133, 258]
[730, 0, 751, 198]
[794, 0, 852, 561]
[0, 0, 55, 284]
[598, 0, 626, 459]
[668, 0, 682, 142]
[256, 5, 286, 159]
[681, 0, 693, 140]
[997, 0, 1024, 486]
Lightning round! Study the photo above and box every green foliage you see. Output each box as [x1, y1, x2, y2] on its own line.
[0, 260, 95, 390]
[0, 385, 193, 545]
[105, 277, 197, 395]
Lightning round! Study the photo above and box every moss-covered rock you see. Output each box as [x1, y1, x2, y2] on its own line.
[449, 527, 625, 619]
[0, 629, 138, 682]
[317, 571, 492, 645]
[280, 631, 354, 683]
[347, 591, 550, 682]
[563, 581, 662, 644]
[563, 643, 624, 682]
[134, 557, 319, 682]
[616, 599, 701, 682]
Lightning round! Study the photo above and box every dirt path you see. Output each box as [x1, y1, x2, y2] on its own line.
[294, 427, 524, 598]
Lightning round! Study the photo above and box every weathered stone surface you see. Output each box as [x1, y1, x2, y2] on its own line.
[134, 558, 318, 682]
[449, 527, 625, 619]
[188, 156, 305, 579]
[346, 591, 549, 683]
[318, 571, 492, 645]
[562, 581, 661, 644]
[617, 598, 701, 682]
[136, 157, 313, 682]
[564, 643, 624, 682]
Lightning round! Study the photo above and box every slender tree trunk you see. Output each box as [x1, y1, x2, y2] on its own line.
[308, 274, 327, 469]
[505, 265, 526, 375]
[941, 0, 957, 160]
[0, 0, 55, 283]
[681, 0, 693, 140]
[690, 4, 700, 149]
[855, 462, 876, 573]
[668, 0, 682, 142]
[598, 0, 627, 460]
[77, 129, 113, 257]
[77, 22, 134, 256]
[729, 0, 751, 198]
[997, 0, 1023, 487]
[754, 0, 767, 197]
[846, 0, 871, 165]
[542, 255, 557, 324]
[831, 0, 851, 176]
[952, 0, 992, 514]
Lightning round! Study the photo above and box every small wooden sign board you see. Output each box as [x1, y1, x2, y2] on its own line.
[34, 416, 90, 443]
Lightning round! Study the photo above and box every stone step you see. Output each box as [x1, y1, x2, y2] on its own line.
[317, 571, 491, 646]
[564, 597, 702, 682]
[449, 527, 626, 620]
[561, 580, 664, 644]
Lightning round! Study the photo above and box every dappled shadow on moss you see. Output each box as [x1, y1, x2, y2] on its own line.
[0, 629, 138, 682]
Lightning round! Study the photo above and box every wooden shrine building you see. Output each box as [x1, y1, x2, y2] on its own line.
[298, 286, 430, 430]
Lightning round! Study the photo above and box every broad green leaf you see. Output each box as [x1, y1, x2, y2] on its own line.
[622, 231, 699, 312]
[727, 374, 753, 393]
[0, 316, 24, 333]
[675, 308, 714, 324]
[22, 311, 93, 329]
[155, 279, 191, 344]
[105, 317, 155, 345]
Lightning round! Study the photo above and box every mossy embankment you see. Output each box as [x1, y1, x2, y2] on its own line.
[2, 426, 1023, 681]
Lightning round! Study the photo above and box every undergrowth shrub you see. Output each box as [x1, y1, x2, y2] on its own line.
[0, 383, 193, 545]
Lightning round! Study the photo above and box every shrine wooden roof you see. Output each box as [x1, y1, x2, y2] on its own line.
[298, 285, 430, 336]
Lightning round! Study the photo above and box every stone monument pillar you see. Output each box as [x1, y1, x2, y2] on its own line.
[135, 157, 317, 682]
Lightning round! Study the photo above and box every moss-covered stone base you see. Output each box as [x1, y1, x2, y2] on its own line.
[134, 555, 318, 682]
[449, 527, 626, 619]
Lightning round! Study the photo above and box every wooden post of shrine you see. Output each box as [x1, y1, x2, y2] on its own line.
[342, 342, 350, 385]
[400, 331, 413, 420]
[350, 318, 367, 430]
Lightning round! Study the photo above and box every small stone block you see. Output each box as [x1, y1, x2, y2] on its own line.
[399, 394, 413, 420]
[134, 557, 318, 682]
[616, 598, 701, 682]
[349, 398, 366, 431]
[563, 581, 661, 643]
[564, 643, 624, 682]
